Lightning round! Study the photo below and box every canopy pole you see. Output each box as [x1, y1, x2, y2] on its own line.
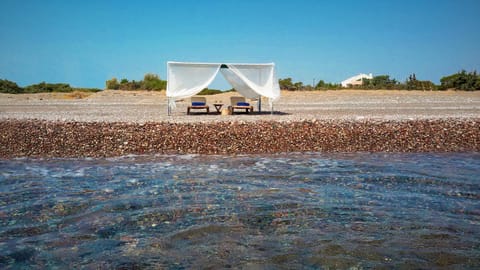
[167, 97, 171, 116]
[258, 96, 262, 113]
[167, 61, 170, 116]
[269, 98, 273, 115]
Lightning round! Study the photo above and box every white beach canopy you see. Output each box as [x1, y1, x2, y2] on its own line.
[166, 61, 280, 114]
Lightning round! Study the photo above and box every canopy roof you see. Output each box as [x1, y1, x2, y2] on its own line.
[166, 61, 280, 110]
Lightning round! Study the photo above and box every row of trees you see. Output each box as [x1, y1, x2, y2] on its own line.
[105, 74, 233, 94]
[439, 70, 480, 90]
[106, 74, 166, 91]
[0, 79, 100, 94]
[1, 70, 479, 94]
[279, 70, 480, 91]
[279, 77, 344, 90]
[358, 74, 436, 90]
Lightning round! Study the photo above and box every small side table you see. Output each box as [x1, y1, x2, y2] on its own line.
[213, 103, 223, 113]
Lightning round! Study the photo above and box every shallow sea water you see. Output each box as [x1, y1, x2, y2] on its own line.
[1, 153, 479, 269]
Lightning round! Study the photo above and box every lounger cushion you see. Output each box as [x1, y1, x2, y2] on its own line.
[236, 102, 250, 106]
[192, 102, 206, 106]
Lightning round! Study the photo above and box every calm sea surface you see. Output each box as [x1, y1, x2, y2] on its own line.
[1, 153, 479, 269]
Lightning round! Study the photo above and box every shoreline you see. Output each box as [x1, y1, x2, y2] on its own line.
[1, 118, 478, 158]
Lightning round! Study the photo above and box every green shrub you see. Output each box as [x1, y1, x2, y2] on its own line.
[279, 77, 295, 90]
[0, 79, 24, 93]
[315, 80, 342, 90]
[24, 82, 73, 93]
[141, 73, 167, 90]
[280, 77, 341, 90]
[198, 88, 223, 95]
[106, 73, 167, 91]
[440, 70, 480, 90]
[404, 74, 437, 90]
[118, 79, 142, 90]
[361, 75, 399, 90]
[106, 78, 120, 90]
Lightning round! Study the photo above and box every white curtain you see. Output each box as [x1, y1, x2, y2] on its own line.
[166, 62, 281, 111]
[220, 68, 259, 99]
[222, 64, 280, 101]
[167, 62, 221, 109]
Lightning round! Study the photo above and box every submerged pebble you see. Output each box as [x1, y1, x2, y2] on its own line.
[0, 153, 479, 269]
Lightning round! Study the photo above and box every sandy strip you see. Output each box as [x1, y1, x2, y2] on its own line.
[1, 90, 479, 122]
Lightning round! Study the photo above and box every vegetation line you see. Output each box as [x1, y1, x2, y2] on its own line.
[1, 70, 479, 94]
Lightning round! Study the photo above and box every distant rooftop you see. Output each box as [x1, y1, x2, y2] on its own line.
[341, 73, 373, 87]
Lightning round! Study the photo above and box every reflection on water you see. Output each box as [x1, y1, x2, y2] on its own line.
[1, 153, 479, 269]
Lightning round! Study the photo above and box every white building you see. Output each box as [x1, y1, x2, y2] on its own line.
[341, 73, 373, 87]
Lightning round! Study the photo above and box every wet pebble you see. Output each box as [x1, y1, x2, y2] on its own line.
[0, 119, 478, 157]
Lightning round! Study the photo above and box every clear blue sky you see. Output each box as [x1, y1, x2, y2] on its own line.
[1, 0, 479, 89]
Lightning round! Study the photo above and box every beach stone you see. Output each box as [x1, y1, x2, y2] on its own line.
[0, 119, 478, 158]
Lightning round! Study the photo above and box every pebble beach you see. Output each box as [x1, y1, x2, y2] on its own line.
[1, 90, 479, 157]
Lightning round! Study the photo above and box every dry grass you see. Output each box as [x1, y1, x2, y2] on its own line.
[62, 91, 95, 100]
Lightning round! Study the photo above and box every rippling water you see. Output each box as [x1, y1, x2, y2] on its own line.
[1, 153, 479, 269]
